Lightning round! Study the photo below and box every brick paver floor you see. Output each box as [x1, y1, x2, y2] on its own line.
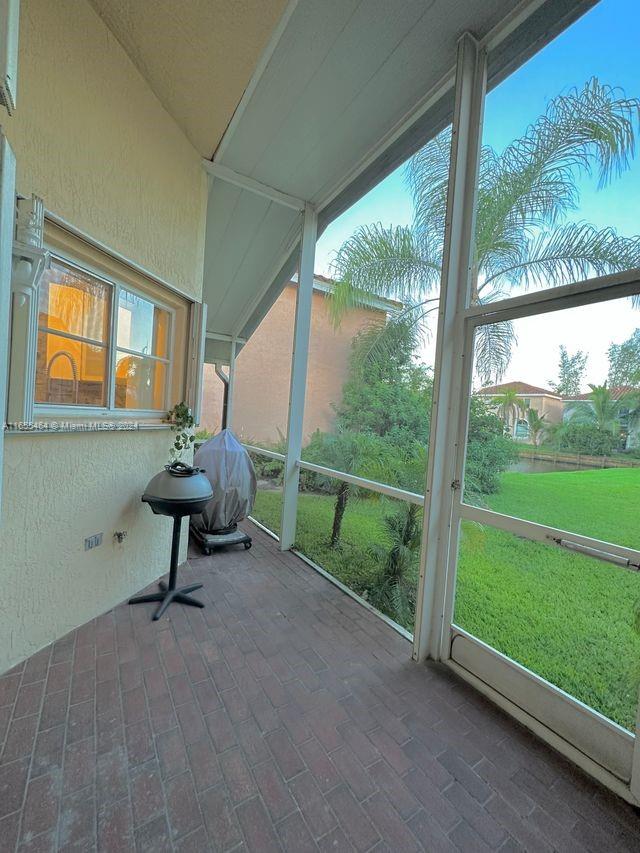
[1, 522, 639, 851]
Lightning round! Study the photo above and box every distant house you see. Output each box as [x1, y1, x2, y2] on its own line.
[561, 385, 638, 415]
[563, 386, 640, 449]
[200, 275, 401, 444]
[475, 381, 564, 441]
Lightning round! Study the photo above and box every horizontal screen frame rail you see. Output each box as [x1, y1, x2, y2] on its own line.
[463, 267, 640, 324]
[243, 443, 286, 462]
[458, 502, 640, 569]
[450, 625, 634, 744]
[297, 459, 425, 506]
[242, 446, 426, 507]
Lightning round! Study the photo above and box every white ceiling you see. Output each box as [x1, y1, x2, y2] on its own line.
[87, 0, 290, 157]
[202, 0, 593, 349]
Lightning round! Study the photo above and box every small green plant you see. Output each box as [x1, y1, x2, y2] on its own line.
[166, 402, 195, 462]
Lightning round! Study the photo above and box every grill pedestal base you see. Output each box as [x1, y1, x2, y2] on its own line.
[129, 514, 204, 621]
[128, 579, 204, 621]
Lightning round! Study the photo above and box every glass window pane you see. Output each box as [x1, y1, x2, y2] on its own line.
[115, 352, 166, 410]
[153, 305, 170, 358]
[455, 523, 640, 730]
[39, 260, 110, 342]
[117, 289, 170, 357]
[465, 294, 640, 550]
[35, 330, 107, 406]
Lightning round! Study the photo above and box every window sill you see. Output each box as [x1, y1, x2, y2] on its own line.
[33, 406, 168, 418]
[4, 421, 171, 436]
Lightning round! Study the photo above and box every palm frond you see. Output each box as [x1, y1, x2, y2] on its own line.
[476, 79, 640, 273]
[330, 78, 640, 385]
[328, 223, 441, 327]
[406, 128, 452, 251]
[485, 222, 640, 292]
[474, 321, 516, 386]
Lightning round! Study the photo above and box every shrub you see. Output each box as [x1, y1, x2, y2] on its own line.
[553, 422, 618, 456]
[245, 434, 287, 483]
[465, 399, 518, 496]
[249, 453, 285, 482]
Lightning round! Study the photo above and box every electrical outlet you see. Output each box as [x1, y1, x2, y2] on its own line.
[84, 533, 103, 551]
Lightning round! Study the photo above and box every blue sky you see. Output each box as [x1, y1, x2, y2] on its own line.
[315, 0, 640, 389]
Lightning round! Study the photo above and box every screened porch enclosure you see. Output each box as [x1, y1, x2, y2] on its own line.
[200, 0, 640, 806]
[0, 0, 639, 846]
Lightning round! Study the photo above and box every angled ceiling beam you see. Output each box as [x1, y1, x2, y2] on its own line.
[205, 331, 246, 344]
[202, 160, 306, 212]
[213, 0, 301, 163]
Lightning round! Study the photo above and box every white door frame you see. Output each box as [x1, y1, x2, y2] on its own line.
[409, 27, 640, 804]
[439, 269, 640, 801]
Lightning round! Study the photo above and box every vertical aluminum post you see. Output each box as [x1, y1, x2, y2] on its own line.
[413, 34, 487, 662]
[280, 203, 317, 550]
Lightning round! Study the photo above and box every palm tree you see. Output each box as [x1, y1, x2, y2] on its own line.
[567, 383, 640, 440]
[526, 408, 548, 447]
[492, 389, 524, 436]
[329, 80, 640, 384]
[367, 445, 426, 627]
[567, 383, 623, 434]
[306, 430, 394, 548]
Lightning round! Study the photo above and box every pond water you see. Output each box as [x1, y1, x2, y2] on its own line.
[510, 458, 591, 474]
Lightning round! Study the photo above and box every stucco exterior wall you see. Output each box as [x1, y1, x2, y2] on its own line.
[535, 395, 564, 424]
[5, 0, 207, 298]
[201, 284, 386, 445]
[0, 0, 207, 672]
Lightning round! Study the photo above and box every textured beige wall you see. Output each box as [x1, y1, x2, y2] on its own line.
[5, 0, 207, 298]
[0, 0, 207, 672]
[0, 432, 190, 668]
[538, 395, 564, 424]
[201, 284, 385, 444]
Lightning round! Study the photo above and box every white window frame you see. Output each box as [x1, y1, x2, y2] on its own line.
[0, 0, 19, 114]
[0, 127, 16, 514]
[33, 251, 176, 418]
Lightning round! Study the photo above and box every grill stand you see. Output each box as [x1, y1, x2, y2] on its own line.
[128, 515, 204, 621]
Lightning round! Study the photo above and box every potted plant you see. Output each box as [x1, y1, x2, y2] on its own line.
[166, 402, 195, 462]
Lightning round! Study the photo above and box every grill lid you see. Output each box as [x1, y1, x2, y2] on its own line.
[143, 462, 213, 505]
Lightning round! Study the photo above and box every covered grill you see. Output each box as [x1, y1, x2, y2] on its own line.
[129, 461, 213, 620]
[190, 429, 257, 554]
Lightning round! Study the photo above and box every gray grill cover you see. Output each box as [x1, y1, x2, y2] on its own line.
[193, 430, 257, 532]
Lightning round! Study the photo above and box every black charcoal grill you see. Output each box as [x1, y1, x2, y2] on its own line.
[129, 461, 213, 621]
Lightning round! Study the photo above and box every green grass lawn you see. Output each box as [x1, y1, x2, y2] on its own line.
[252, 468, 640, 730]
[252, 488, 390, 592]
[488, 467, 640, 549]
